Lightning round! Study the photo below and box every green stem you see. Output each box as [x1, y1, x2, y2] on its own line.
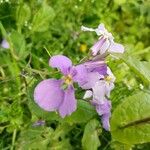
[11, 129, 17, 150]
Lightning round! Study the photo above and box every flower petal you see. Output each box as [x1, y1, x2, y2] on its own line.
[80, 72, 101, 89]
[83, 90, 93, 99]
[1, 39, 9, 49]
[49, 55, 72, 75]
[99, 39, 110, 55]
[95, 99, 111, 115]
[34, 79, 64, 111]
[91, 38, 106, 56]
[101, 113, 111, 131]
[58, 86, 77, 118]
[92, 81, 106, 102]
[81, 26, 95, 32]
[109, 42, 124, 53]
[84, 60, 107, 76]
[73, 64, 88, 83]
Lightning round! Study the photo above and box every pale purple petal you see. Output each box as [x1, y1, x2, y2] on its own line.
[95, 100, 111, 115]
[49, 55, 72, 75]
[109, 42, 124, 53]
[58, 86, 77, 118]
[101, 113, 111, 131]
[1, 39, 9, 49]
[79, 72, 101, 89]
[91, 37, 106, 56]
[34, 79, 64, 111]
[92, 81, 106, 102]
[73, 64, 88, 83]
[99, 39, 110, 55]
[95, 99, 111, 131]
[95, 23, 106, 35]
[84, 60, 107, 76]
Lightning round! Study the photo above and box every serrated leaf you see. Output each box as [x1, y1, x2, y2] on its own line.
[82, 119, 101, 150]
[111, 92, 150, 145]
[122, 56, 150, 86]
[32, 3, 55, 32]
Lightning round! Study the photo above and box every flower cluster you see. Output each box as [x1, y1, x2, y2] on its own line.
[34, 24, 124, 131]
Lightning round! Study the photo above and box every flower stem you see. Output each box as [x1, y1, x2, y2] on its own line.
[11, 129, 17, 150]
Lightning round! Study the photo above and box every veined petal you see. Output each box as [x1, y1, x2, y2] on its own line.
[99, 39, 110, 55]
[58, 86, 77, 118]
[109, 42, 124, 53]
[91, 38, 106, 56]
[79, 72, 101, 89]
[49, 55, 72, 75]
[73, 64, 88, 83]
[34, 79, 64, 111]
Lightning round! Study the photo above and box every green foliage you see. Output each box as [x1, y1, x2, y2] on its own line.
[82, 119, 101, 150]
[16, 3, 31, 30]
[0, 0, 150, 149]
[121, 55, 150, 86]
[31, 2, 55, 32]
[111, 92, 150, 145]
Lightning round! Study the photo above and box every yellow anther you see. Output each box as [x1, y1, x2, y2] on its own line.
[105, 75, 112, 83]
[63, 74, 73, 85]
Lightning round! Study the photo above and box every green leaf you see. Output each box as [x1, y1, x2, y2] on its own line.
[64, 100, 97, 124]
[111, 141, 132, 150]
[82, 119, 101, 150]
[122, 56, 150, 86]
[114, 0, 126, 5]
[16, 126, 54, 150]
[111, 92, 150, 145]
[16, 3, 31, 28]
[28, 83, 96, 123]
[0, 22, 8, 39]
[10, 30, 28, 59]
[31, 3, 55, 32]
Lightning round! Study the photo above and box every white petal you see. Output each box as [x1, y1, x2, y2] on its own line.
[92, 81, 106, 103]
[81, 26, 95, 32]
[83, 90, 93, 99]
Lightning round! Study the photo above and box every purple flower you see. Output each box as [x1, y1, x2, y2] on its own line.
[81, 23, 124, 56]
[78, 60, 107, 89]
[1, 39, 9, 49]
[83, 67, 115, 131]
[32, 120, 45, 127]
[34, 55, 87, 118]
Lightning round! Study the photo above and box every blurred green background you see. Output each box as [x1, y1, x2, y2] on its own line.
[0, 0, 150, 149]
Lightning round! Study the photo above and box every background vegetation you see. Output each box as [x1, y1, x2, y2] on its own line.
[0, 0, 150, 149]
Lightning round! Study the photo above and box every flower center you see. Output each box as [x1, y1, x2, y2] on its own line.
[104, 75, 112, 83]
[63, 74, 73, 85]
